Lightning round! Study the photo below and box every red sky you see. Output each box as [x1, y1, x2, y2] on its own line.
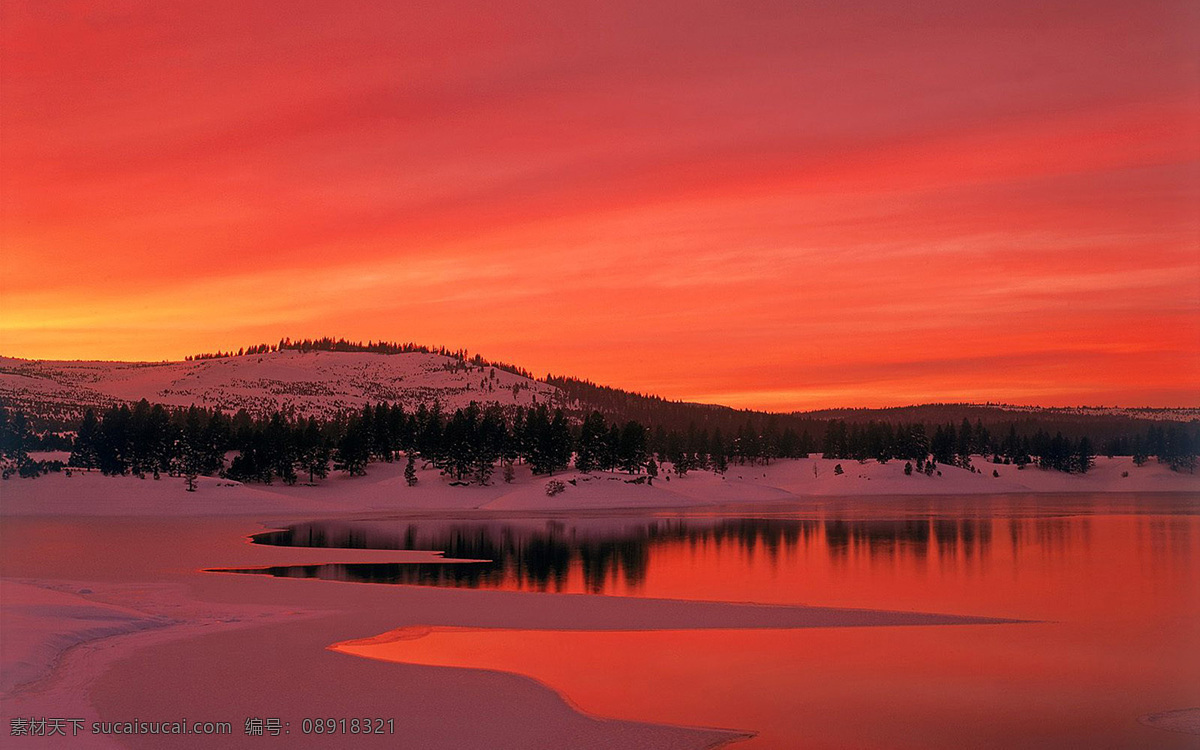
[2, 0, 1198, 410]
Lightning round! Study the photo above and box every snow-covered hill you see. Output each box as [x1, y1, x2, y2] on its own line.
[0, 350, 568, 422]
[801, 403, 1200, 424]
[982, 404, 1200, 422]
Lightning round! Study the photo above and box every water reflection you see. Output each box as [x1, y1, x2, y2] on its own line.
[216, 515, 1030, 593]
[207, 503, 1200, 749]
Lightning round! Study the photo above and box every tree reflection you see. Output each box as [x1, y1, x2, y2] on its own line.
[223, 515, 1013, 592]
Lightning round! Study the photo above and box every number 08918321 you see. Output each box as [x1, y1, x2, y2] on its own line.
[301, 718, 394, 734]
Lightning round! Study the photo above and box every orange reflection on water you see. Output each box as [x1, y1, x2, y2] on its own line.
[335, 512, 1199, 749]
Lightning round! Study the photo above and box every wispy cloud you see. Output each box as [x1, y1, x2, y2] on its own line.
[2, 0, 1197, 407]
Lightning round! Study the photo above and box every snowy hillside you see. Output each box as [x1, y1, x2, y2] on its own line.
[985, 405, 1200, 422]
[0, 350, 568, 422]
[801, 403, 1200, 426]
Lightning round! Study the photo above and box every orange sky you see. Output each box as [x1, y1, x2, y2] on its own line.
[2, 0, 1198, 410]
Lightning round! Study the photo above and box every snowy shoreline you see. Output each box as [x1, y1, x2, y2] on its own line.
[5, 454, 1196, 518]
[0, 456, 1194, 748]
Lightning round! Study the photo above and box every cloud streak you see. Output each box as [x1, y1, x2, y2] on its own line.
[2, 0, 1197, 408]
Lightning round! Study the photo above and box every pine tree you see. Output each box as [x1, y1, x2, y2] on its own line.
[70, 409, 101, 470]
[618, 421, 648, 474]
[709, 430, 728, 474]
[474, 405, 506, 484]
[973, 419, 989, 455]
[1164, 426, 1196, 473]
[822, 420, 847, 459]
[575, 411, 606, 473]
[176, 437, 203, 491]
[673, 451, 690, 477]
[1076, 437, 1094, 474]
[549, 409, 572, 474]
[334, 418, 370, 476]
[97, 405, 131, 475]
[358, 403, 376, 460]
[193, 409, 227, 475]
[602, 424, 621, 471]
[442, 407, 474, 480]
[265, 412, 298, 485]
[404, 454, 418, 486]
[298, 419, 330, 483]
[227, 444, 268, 484]
[373, 402, 393, 461]
[0, 408, 33, 476]
[711, 447, 728, 475]
[931, 423, 955, 466]
[955, 418, 973, 468]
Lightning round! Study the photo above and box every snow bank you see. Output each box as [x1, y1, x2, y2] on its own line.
[2, 455, 1195, 519]
[0, 581, 169, 694]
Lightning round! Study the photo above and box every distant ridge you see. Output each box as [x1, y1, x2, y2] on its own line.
[798, 403, 1200, 423]
[1, 343, 1196, 443]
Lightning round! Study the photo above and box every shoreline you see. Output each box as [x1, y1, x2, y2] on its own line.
[2, 504, 1024, 749]
[1, 458, 1194, 748]
[330, 625, 761, 749]
[4, 454, 1196, 519]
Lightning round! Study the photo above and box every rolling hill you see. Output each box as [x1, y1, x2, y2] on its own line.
[0, 350, 565, 425]
[1, 347, 1195, 444]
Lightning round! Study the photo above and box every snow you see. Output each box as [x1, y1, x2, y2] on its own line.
[0, 350, 566, 421]
[0, 581, 169, 695]
[0, 476, 1019, 750]
[1, 454, 1195, 519]
[0, 452, 1193, 749]
[981, 404, 1200, 422]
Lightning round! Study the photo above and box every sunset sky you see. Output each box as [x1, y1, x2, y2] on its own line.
[2, 0, 1198, 410]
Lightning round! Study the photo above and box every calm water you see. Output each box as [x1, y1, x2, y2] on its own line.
[219, 495, 1200, 748]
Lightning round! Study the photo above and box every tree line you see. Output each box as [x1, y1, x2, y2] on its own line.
[184, 337, 538, 381]
[1, 401, 1195, 485]
[817, 417, 1196, 474]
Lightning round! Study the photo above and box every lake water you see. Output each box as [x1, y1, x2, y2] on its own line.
[219, 495, 1200, 748]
